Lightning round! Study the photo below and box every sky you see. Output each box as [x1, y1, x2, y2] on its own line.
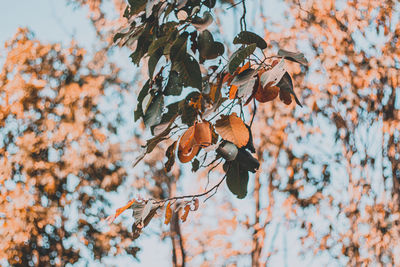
[0, 1, 340, 266]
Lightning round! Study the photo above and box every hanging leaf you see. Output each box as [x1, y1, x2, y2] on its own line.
[106, 198, 136, 223]
[148, 48, 163, 79]
[233, 31, 267, 49]
[170, 32, 189, 61]
[236, 148, 260, 173]
[131, 201, 161, 240]
[260, 59, 287, 87]
[228, 44, 256, 74]
[143, 93, 164, 128]
[203, 0, 216, 8]
[215, 113, 249, 148]
[181, 92, 201, 126]
[191, 198, 199, 211]
[181, 205, 191, 222]
[164, 141, 177, 172]
[255, 81, 280, 103]
[191, 12, 213, 31]
[178, 126, 200, 163]
[244, 125, 256, 153]
[191, 158, 200, 172]
[276, 72, 302, 107]
[172, 53, 202, 90]
[164, 70, 183, 96]
[164, 202, 172, 225]
[237, 77, 256, 99]
[128, 0, 146, 16]
[194, 121, 212, 147]
[198, 30, 224, 61]
[134, 80, 150, 121]
[224, 160, 249, 199]
[278, 49, 308, 65]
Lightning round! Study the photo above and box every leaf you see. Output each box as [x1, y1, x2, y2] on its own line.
[236, 148, 260, 173]
[164, 70, 183, 96]
[170, 32, 189, 61]
[260, 59, 287, 87]
[148, 48, 163, 79]
[215, 113, 249, 148]
[172, 53, 202, 90]
[224, 160, 249, 199]
[131, 200, 160, 240]
[276, 72, 302, 107]
[194, 121, 212, 147]
[148, 36, 169, 55]
[203, 0, 216, 8]
[191, 198, 199, 211]
[198, 30, 224, 60]
[164, 202, 172, 225]
[178, 126, 200, 163]
[233, 31, 267, 49]
[134, 80, 150, 121]
[143, 93, 164, 128]
[106, 198, 136, 223]
[237, 77, 256, 99]
[164, 141, 177, 172]
[181, 205, 190, 222]
[191, 12, 213, 31]
[278, 49, 308, 65]
[181, 92, 201, 126]
[255, 81, 280, 103]
[128, 0, 146, 16]
[228, 44, 256, 74]
[191, 158, 200, 172]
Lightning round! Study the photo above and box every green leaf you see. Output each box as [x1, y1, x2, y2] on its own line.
[278, 49, 308, 65]
[150, 101, 181, 135]
[134, 80, 150, 121]
[228, 44, 256, 74]
[198, 30, 224, 60]
[172, 54, 202, 90]
[143, 93, 164, 128]
[148, 48, 163, 79]
[233, 31, 267, 50]
[148, 36, 169, 55]
[236, 148, 259, 173]
[170, 32, 189, 61]
[203, 0, 216, 8]
[276, 72, 302, 107]
[128, 0, 146, 16]
[164, 70, 183, 96]
[164, 141, 177, 172]
[191, 158, 200, 172]
[181, 92, 201, 126]
[224, 160, 249, 199]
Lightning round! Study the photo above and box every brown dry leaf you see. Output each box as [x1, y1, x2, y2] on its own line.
[255, 81, 280, 103]
[215, 113, 249, 148]
[164, 202, 172, 225]
[181, 205, 190, 222]
[178, 126, 200, 163]
[279, 87, 292, 105]
[228, 62, 251, 99]
[194, 121, 212, 147]
[191, 198, 199, 211]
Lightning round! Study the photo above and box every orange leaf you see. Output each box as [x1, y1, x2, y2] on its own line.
[181, 205, 190, 222]
[106, 198, 136, 223]
[279, 88, 292, 105]
[164, 202, 172, 225]
[178, 126, 200, 163]
[255, 81, 280, 103]
[194, 121, 212, 147]
[214, 113, 249, 148]
[229, 85, 238, 99]
[192, 198, 199, 211]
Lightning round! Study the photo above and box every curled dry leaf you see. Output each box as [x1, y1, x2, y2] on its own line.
[106, 198, 136, 223]
[194, 121, 212, 147]
[164, 202, 172, 225]
[178, 121, 213, 163]
[181, 205, 190, 222]
[192, 198, 199, 211]
[215, 113, 249, 148]
[178, 125, 199, 163]
[255, 81, 280, 103]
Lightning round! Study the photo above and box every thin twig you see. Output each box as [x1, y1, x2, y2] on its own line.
[153, 174, 227, 204]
